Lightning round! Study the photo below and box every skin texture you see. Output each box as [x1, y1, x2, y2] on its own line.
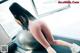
[16, 20, 72, 53]
[29, 20, 51, 48]
[29, 20, 57, 53]
[28, 20, 72, 47]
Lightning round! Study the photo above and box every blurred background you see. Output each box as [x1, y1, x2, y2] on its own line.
[0, 0, 80, 41]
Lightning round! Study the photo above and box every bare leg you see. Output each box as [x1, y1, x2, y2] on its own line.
[40, 22, 80, 53]
[41, 22, 72, 47]
[29, 22, 56, 53]
[53, 40, 72, 47]
[29, 23, 51, 49]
